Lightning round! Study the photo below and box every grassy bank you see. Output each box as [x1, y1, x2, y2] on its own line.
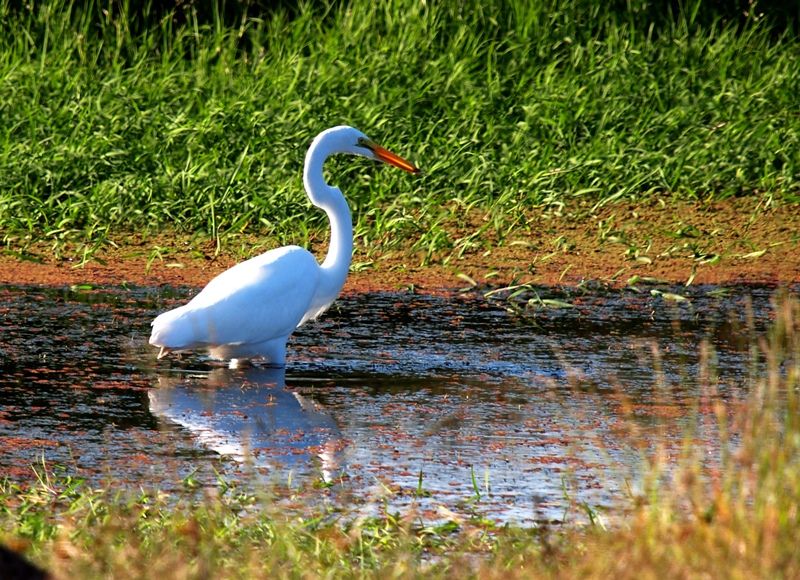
[1, 293, 798, 578]
[1, 0, 798, 261]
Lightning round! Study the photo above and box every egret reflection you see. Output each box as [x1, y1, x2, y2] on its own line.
[148, 366, 340, 478]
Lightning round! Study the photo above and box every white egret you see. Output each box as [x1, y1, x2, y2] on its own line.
[149, 125, 419, 366]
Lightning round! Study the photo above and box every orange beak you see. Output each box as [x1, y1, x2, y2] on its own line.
[364, 140, 420, 174]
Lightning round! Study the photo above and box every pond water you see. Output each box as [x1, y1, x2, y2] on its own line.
[0, 282, 790, 524]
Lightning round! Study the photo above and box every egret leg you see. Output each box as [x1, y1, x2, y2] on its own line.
[211, 337, 289, 367]
[228, 358, 258, 369]
[252, 337, 288, 366]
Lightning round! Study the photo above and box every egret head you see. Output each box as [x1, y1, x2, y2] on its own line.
[303, 125, 419, 213]
[309, 125, 420, 174]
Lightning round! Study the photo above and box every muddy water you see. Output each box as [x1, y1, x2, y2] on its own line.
[0, 283, 789, 524]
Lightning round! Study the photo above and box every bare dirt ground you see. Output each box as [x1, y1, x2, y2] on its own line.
[1, 199, 798, 292]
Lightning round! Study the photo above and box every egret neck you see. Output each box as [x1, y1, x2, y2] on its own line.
[303, 138, 354, 309]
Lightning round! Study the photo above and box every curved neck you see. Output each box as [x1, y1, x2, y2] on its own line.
[303, 141, 353, 303]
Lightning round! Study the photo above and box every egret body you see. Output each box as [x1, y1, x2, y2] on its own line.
[149, 126, 419, 365]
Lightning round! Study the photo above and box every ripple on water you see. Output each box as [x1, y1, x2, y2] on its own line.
[0, 283, 791, 523]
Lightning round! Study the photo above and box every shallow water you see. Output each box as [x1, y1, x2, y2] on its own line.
[0, 283, 791, 524]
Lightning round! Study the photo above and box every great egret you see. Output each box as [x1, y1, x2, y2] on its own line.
[149, 125, 419, 365]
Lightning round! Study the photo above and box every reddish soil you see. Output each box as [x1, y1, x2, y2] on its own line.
[1, 199, 798, 291]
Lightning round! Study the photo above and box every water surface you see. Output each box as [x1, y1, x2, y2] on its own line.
[0, 283, 788, 523]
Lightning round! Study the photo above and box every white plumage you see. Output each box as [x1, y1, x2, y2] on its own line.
[149, 125, 419, 366]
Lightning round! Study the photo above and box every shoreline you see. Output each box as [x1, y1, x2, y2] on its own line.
[2, 199, 798, 291]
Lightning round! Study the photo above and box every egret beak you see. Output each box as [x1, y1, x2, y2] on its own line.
[362, 139, 420, 174]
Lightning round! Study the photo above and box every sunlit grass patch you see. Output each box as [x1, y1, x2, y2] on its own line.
[1, 0, 798, 262]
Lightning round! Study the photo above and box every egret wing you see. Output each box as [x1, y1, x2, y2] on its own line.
[179, 246, 320, 347]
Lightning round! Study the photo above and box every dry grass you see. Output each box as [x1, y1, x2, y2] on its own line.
[2, 294, 798, 578]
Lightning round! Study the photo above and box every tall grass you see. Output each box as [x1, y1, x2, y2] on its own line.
[1, 293, 798, 578]
[1, 0, 798, 256]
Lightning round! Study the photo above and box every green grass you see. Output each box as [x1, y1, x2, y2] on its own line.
[0, 0, 798, 260]
[2, 292, 798, 578]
